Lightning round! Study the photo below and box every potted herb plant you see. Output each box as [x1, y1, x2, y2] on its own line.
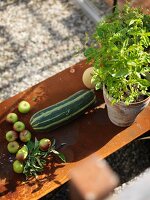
[84, 5, 150, 127]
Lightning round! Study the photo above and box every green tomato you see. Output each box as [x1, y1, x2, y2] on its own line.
[16, 145, 28, 161]
[7, 141, 19, 154]
[13, 121, 25, 132]
[13, 160, 24, 173]
[82, 67, 95, 89]
[39, 138, 51, 151]
[18, 101, 31, 114]
[19, 130, 31, 143]
[6, 113, 18, 124]
[5, 130, 18, 142]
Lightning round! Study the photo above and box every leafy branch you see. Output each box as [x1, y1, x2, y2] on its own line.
[23, 138, 66, 179]
[84, 4, 150, 105]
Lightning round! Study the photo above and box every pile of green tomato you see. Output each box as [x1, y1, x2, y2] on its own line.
[5, 100, 51, 174]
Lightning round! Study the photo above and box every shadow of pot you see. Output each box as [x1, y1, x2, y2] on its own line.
[103, 85, 150, 127]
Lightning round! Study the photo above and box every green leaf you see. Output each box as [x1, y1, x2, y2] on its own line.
[51, 139, 56, 148]
[138, 79, 150, 87]
[35, 157, 43, 168]
[127, 61, 136, 66]
[34, 138, 39, 150]
[129, 20, 135, 26]
[145, 72, 150, 81]
[26, 140, 34, 152]
[95, 82, 101, 90]
[33, 163, 42, 170]
[58, 152, 66, 163]
[112, 69, 129, 78]
[52, 150, 59, 155]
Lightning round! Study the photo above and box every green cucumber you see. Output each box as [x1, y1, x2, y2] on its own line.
[30, 89, 96, 131]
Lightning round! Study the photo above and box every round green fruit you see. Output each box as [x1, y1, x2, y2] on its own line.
[6, 113, 18, 124]
[13, 160, 24, 173]
[82, 67, 95, 89]
[7, 141, 19, 154]
[39, 138, 51, 151]
[18, 101, 31, 114]
[5, 130, 18, 142]
[16, 145, 28, 161]
[19, 130, 31, 143]
[13, 121, 25, 132]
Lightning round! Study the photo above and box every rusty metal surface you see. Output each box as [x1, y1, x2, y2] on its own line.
[105, 0, 150, 14]
[0, 60, 149, 200]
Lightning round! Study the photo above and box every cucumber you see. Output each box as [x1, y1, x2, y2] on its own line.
[30, 90, 96, 132]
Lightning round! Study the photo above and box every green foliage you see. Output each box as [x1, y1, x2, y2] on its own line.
[84, 5, 150, 104]
[23, 138, 66, 179]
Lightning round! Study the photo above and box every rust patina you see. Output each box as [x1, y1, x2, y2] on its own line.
[0, 60, 149, 199]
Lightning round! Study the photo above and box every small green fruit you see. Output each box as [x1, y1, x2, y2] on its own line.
[39, 138, 51, 151]
[13, 121, 25, 132]
[6, 113, 18, 124]
[18, 101, 31, 114]
[82, 67, 95, 89]
[13, 160, 24, 173]
[7, 141, 19, 154]
[19, 130, 31, 143]
[16, 145, 28, 161]
[5, 130, 18, 142]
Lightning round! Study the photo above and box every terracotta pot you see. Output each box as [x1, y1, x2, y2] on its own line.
[103, 85, 150, 127]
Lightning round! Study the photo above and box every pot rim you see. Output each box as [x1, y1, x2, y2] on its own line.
[103, 85, 150, 106]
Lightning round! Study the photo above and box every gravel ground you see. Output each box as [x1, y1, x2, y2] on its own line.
[0, 0, 109, 101]
[0, 0, 150, 199]
[0, 0, 91, 101]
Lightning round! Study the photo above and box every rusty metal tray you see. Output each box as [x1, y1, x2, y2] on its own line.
[0, 60, 149, 200]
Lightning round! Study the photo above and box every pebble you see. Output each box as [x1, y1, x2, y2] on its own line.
[0, 0, 97, 100]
